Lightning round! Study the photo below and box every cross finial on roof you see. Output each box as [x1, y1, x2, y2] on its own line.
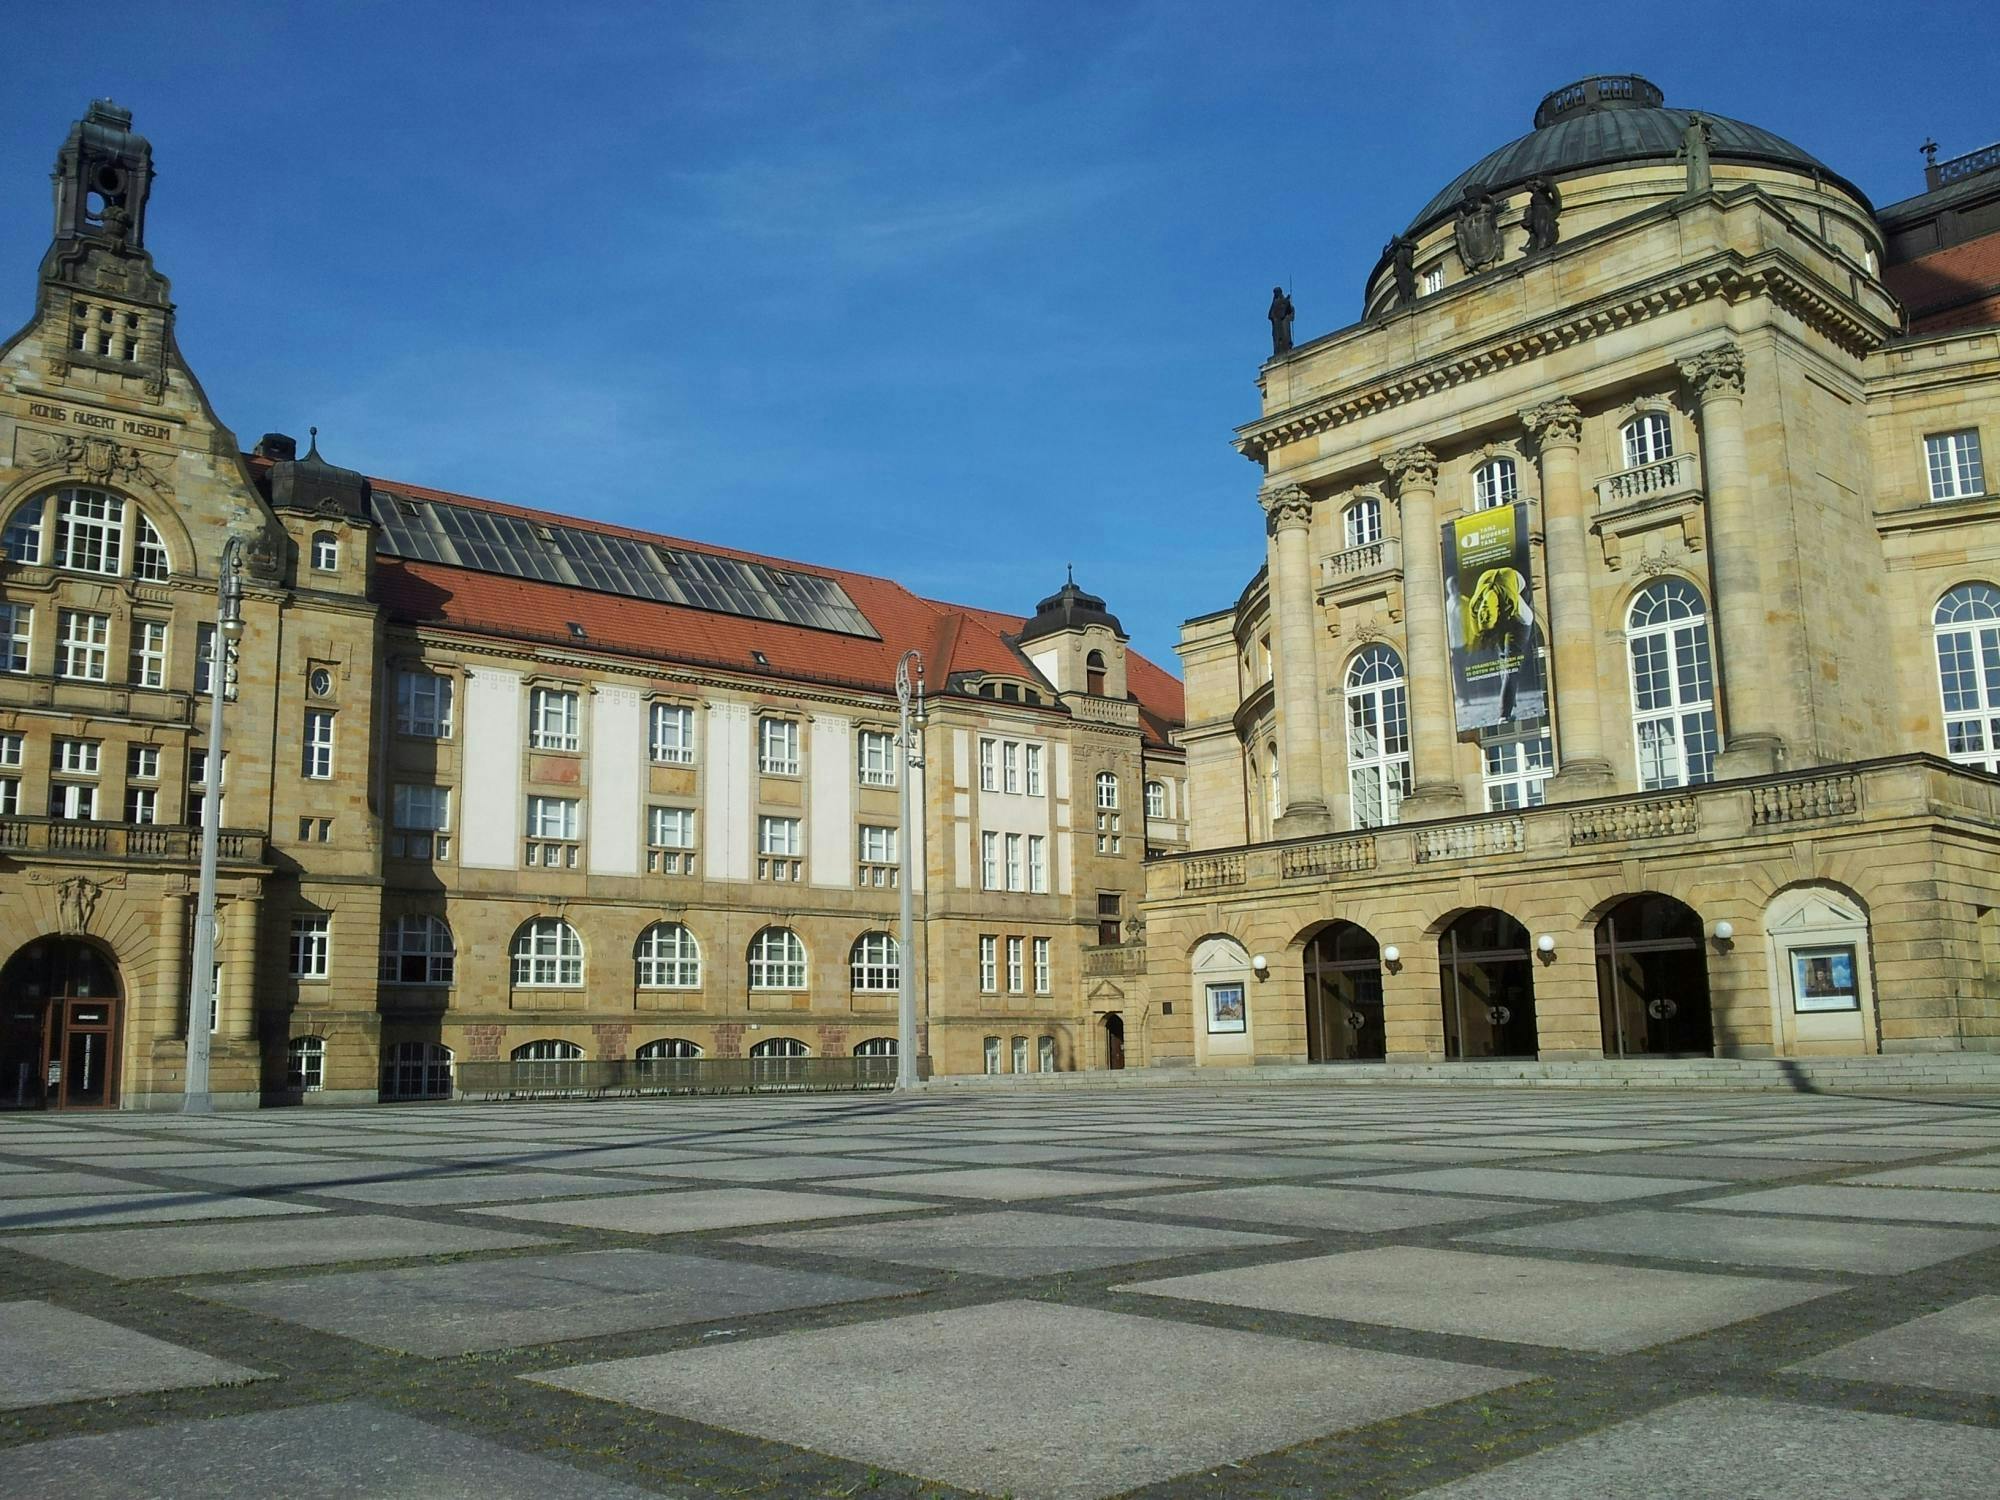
[1922, 138, 1939, 165]
[1066, 563, 1074, 586]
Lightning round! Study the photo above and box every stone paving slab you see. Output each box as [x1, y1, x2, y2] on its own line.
[1531, 1152, 1811, 1181]
[0, 1399, 662, 1498]
[5, 1214, 553, 1278]
[1839, 1164, 2000, 1192]
[195, 1248, 911, 1355]
[1787, 1295, 2000, 1395]
[0, 1169, 169, 1198]
[0, 1192, 321, 1231]
[1464, 1208, 2000, 1273]
[1689, 1184, 2000, 1225]
[1123, 1246, 1841, 1353]
[468, 1187, 937, 1233]
[1704, 1141, 1930, 1162]
[1408, 1395, 2000, 1498]
[827, 1166, 1197, 1200]
[0, 1300, 266, 1410]
[309, 1169, 663, 1207]
[1330, 1166, 1723, 1202]
[533, 1299, 1524, 1500]
[56, 1149, 352, 1170]
[1087, 1184, 1527, 1232]
[603, 1154, 920, 1184]
[738, 1209, 1294, 1275]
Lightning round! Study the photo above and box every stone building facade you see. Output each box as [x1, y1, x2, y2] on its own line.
[0, 103, 1185, 1110]
[1146, 77, 2000, 1069]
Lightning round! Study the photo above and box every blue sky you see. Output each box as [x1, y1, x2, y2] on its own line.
[3, 1, 1995, 669]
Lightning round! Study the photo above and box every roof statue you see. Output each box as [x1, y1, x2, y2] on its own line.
[1522, 177, 1562, 254]
[1267, 286, 1294, 355]
[1387, 235, 1416, 305]
[1677, 111, 1715, 196]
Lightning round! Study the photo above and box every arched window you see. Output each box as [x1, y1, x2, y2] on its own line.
[1095, 771, 1119, 809]
[1935, 582, 2000, 772]
[1472, 457, 1518, 511]
[1626, 580, 1719, 789]
[748, 926, 807, 990]
[1086, 649, 1107, 695]
[0, 488, 175, 579]
[750, 1036, 809, 1057]
[636, 1037, 701, 1059]
[1345, 645, 1411, 828]
[381, 1041, 452, 1100]
[1266, 741, 1281, 822]
[635, 922, 701, 989]
[510, 918, 583, 987]
[511, 1038, 585, 1093]
[286, 1035, 326, 1092]
[1344, 496, 1382, 548]
[850, 931, 901, 992]
[132, 514, 170, 580]
[853, 1037, 897, 1056]
[1144, 780, 1167, 818]
[378, 915, 455, 986]
[1622, 412, 1673, 468]
[511, 1039, 583, 1061]
[633, 1036, 701, 1088]
[310, 531, 338, 571]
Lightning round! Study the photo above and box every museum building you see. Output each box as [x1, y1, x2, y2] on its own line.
[1144, 76, 2000, 1069]
[0, 102, 1187, 1110]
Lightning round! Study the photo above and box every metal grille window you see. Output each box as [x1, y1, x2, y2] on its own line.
[648, 702, 696, 763]
[395, 670, 454, 737]
[511, 918, 583, 987]
[288, 915, 331, 979]
[391, 784, 451, 859]
[1472, 457, 1519, 511]
[1033, 937, 1052, 994]
[1, 603, 28, 673]
[511, 1040, 586, 1090]
[57, 610, 110, 680]
[132, 514, 170, 580]
[636, 1038, 701, 1059]
[748, 926, 807, 990]
[758, 717, 800, 775]
[1344, 497, 1382, 548]
[287, 1036, 325, 1091]
[853, 1037, 897, 1056]
[979, 935, 998, 993]
[1622, 412, 1674, 468]
[1926, 429, 1986, 501]
[54, 490, 124, 574]
[303, 710, 335, 779]
[850, 931, 901, 991]
[1345, 645, 1411, 828]
[1012, 1035, 1028, 1073]
[129, 619, 167, 688]
[381, 1041, 453, 1100]
[857, 727, 896, 786]
[1481, 716, 1556, 809]
[636, 922, 701, 988]
[1934, 583, 2000, 772]
[1627, 579, 1719, 789]
[529, 688, 580, 750]
[310, 532, 338, 571]
[379, 915, 456, 985]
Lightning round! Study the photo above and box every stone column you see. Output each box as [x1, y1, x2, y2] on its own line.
[223, 883, 260, 1041]
[1263, 485, 1334, 835]
[1523, 399, 1615, 798]
[1679, 343, 1784, 775]
[1380, 446, 1463, 817]
[154, 885, 188, 1038]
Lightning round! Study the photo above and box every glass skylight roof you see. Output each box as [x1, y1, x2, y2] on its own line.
[370, 493, 880, 640]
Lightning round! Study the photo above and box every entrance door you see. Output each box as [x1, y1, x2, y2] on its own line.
[0, 939, 122, 1110]
[1103, 1014, 1125, 1070]
[1439, 910, 1538, 1059]
[1595, 895, 1714, 1056]
[1304, 923, 1386, 1061]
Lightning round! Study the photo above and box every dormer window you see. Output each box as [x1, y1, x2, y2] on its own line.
[310, 532, 338, 571]
[1472, 457, 1519, 511]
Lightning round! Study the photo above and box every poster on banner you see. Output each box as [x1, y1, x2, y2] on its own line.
[1441, 503, 1546, 732]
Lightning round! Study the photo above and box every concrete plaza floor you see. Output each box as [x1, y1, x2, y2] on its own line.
[3, 1084, 2000, 1498]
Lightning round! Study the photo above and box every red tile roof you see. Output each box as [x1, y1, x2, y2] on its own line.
[1885, 230, 2000, 333]
[353, 470, 1184, 748]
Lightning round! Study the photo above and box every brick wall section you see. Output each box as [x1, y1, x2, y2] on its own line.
[462, 1024, 504, 1061]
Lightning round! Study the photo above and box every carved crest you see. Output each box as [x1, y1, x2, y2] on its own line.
[1454, 186, 1503, 271]
[56, 876, 101, 934]
[21, 429, 171, 497]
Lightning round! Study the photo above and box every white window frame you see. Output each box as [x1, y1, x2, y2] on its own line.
[1004, 832, 1023, 891]
[1038, 1034, 1055, 1072]
[124, 784, 158, 824]
[1344, 497, 1383, 549]
[391, 784, 452, 859]
[529, 687, 581, 751]
[511, 917, 584, 987]
[758, 814, 802, 856]
[858, 822, 897, 865]
[1033, 936, 1051, 994]
[1024, 743, 1044, 796]
[303, 710, 335, 779]
[649, 702, 696, 764]
[310, 531, 339, 571]
[758, 716, 800, 776]
[1926, 429, 1986, 502]
[1626, 579, 1720, 790]
[2, 500, 44, 566]
[55, 738, 101, 776]
[856, 727, 896, 787]
[1480, 718, 1556, 809]
[288, 915, 331, 980]
[1344, 645, 1410, 828]
[1622, 411, 1674, 468]
[979, 935, 997, 993]
[748, 927, 807, 990]
[526, 795, 580, 841]
[1144, 781, 1167, 819]
[54, 489, 125, 575]
[49, 782, 96, 820]
[0, 732, 22, 768]
[981, 830, 1000, 890]
[850, 931, 901, 992]
[1472, 456, 1519, 511]
[396, 670, 454, 738]
[1095, 772, 1119, 810]
[978, 737, 998, 791]
[1, 602, 29, 674]
[1002, 741, 1021, 794]
[131, 514, 169, 581]
[379, 915, 456, 986]
[1027, 834, 1048, 894]
[1421, 264, 1445, 296]
[130, 618, 167, 689]
[57, 609, 110, 681]
[636, 922, 701, 989]
[1006, 935, 1025, 994]
[1934, 582, 2000, 773]
[984, 1035, 1002, 1075]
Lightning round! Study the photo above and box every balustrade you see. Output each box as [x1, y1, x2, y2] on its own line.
[1595, 452, 1698, 507]
[1281, 834, 1376, 879]
[1569, 795, 1698, 846]
[1750, 774, 1858, 827]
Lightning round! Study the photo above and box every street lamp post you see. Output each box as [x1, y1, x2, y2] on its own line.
[184, 536, 244, 1114]
[894, 650, 926, 1091]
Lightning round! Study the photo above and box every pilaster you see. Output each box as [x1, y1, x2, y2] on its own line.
[1380, 445, 1464, 818]
[1262, 485, 1334, 836]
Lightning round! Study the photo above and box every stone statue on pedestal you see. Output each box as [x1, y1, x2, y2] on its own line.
[1522, 177, 1562, 253]
[1267, 286, 1294, 355]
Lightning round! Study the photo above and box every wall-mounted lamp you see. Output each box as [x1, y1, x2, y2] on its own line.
[1250, 954, 1269, 977]
[1711, 920, 1735, 946]
[1381, 945, 1401, 969]
[1535, 933, 1557, 958]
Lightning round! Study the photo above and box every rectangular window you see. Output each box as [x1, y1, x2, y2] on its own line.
[985, 1035, 1001, 1075]
[1033, 936, 1051, 994]
[1481, 719, 1556, 810]
[978, 737, 997, 791]
[857, 728, 896, 786]
[1012, 1035, 1028, 1074]
[649, 702, 696, 763]
[1024, 743, 1044, 796]
[1038, 1034, 1055, 1072]
[1004, 832, 1023, 891]
[288, 915, 330, 980]
[758, 717, 800, 775]
[1028, 834, 1048, 894]
[55, 490, 124, 575]
[303, 710, 335, 779]
[55, 739, 100, 775]
[128, 744, 159, 780]
[1006, 936, 1025, 993]
[979, 935, 997, 993]
[1926, 429, 1985, 501]
[129, 619, 167, 688]
[195, 622, 217, 696]
[529, 687, 580, 750]
[311, 533, 338, 570]
[1, 602, 29, 673]
[125, 785, 157, 824]
[981, 830, 999, 889]
[49, 782, 96, 819]
[649, 805, 695, 848]
[1422, 265, 1445, 295]
[758, 815, 802, 856]
[0, 733, 21, 768]
[527, 795, 579, 840]
[57, 610, 110, 680]
[187, 749, 223, 825]
[858, 823, 897, 863]
[1098, 892, 1123, 947]
[1002, 741, 1021, 794]
[391, 784, 452, 859]
[396, 670, 454, 738]
[0, 779, 16, 815]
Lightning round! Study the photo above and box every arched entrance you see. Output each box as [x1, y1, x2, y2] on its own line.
[1102, 1013, 1125, 1070]
[1596, 895, 1714, 1056]
[1439, 910, 1538, 1059]
[0, 938, 122, 1110]
[1304, 922, 1385, 1061]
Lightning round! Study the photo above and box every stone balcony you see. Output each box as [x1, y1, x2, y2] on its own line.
[1317, 536, 1403, 601]
[1082, 943, 1147, 978]
[1590, 452, 1704, 568]
[1065, 694, 1143, 729]
[0, 816, 265, 866]
[0, 672, 196, 725]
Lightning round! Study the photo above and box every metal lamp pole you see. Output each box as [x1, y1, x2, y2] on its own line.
[894, 650, 926, 1090]
[184, 536, 243, 1113]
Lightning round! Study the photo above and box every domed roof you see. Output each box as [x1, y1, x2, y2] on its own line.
[1404, 75, 1866, 236]
[1016, 574, 1124, 645]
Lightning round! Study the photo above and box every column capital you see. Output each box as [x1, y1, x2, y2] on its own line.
[1677, 342, 1745, 399]
[1380, 444, 1438, 491]
[1260, 483, 1314, 535]
[1521, 397, 1583, 450]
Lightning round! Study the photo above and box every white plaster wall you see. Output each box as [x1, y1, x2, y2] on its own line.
[587, 685, 643, 876]
[809, 713, 853, 887]
[459, 667, 521, 870]
[705, 701, 752, 882]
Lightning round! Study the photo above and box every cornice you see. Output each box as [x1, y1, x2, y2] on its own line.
[1233, 251, 1894, 465]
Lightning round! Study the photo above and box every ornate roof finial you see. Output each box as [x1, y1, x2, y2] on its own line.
[1066, 563, 1074, 586]
[306, 425, 320, 459]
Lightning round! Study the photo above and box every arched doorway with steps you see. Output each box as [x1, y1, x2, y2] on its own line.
[1439, 909, 1538, 1059]
[0, 938, 122, 1110]
[1303, 922, 1386, 1061]
[1595, 894, 1715, 1057]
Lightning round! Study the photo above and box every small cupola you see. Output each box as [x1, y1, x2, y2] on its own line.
[1015, 570, 1130, 700]
[52, 99, 154, 249]
[264, 427, 371, 521]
